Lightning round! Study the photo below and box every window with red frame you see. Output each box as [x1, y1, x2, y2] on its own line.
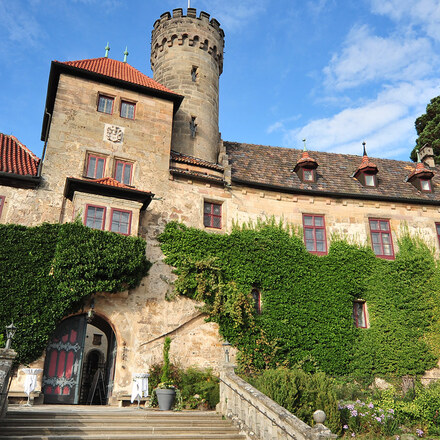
[435, 223, 440, 246]
[0, 196, 5, 218]
[203, 202, 222, 229]
[120, 101, 135, 119]
[353, 301, 368, 328]
[86, 155, 106, 179]
[85, 205, 106, 230]
[302, 214, 327, 255]
[97, 95, 113, 114]
[251, 289, 262, 314]
[303, 169, 314, 182]
[110, 209, 131, 235]
[369, 219, 394, 259]
[420, 179, 432, 192]
[114, 160, 133, 185]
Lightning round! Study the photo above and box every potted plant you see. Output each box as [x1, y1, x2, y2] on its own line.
[154, 336, 177, 410]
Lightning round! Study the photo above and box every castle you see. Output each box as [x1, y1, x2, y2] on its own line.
[2, 8, 440, 405]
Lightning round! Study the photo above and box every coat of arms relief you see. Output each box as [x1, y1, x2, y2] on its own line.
[103, 124, 124, 144]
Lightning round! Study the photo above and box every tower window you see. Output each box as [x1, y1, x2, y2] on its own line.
[0, 196, 4, 219]
[120, 101, 135, 120]
[203, 201, 222, 229]
[97, 95, 114, 114]
[114, 160, 133, 186]
[191, 66, 198, 82]
[86, 154, 106, 179]
[190, 116, 197, 138]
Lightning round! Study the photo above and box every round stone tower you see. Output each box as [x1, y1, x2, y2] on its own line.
[151, 8, 224, 164]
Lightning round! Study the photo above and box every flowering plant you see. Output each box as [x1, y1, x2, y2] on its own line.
[340, 400, 398, 437]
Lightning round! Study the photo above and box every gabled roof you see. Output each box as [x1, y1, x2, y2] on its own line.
[42, 58, 183, 140]
[0, 133, 40, 176]
[225, 141, 440, 204]
[57, 58, 176, 94]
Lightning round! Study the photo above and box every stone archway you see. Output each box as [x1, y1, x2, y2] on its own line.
[42, 314, 117, 405]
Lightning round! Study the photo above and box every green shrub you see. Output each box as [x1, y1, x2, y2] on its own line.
[247, 367, 340, 434]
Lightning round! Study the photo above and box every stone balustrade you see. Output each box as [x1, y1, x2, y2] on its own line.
[0, 348, 17, 418]
[218, 363, 338, 440]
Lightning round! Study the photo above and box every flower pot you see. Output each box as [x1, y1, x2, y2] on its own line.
[155, 388, 176, 410]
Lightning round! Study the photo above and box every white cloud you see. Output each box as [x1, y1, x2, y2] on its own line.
[324, 24, 434, 90]
[196, 0, 268, 31]
[0, 0, 44, 46]
[370, 0, 440, 41]
[282, 80, 440, 158]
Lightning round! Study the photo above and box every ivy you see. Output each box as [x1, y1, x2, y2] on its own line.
[159, 221, 439, 377]
[0, 222, 150, 365]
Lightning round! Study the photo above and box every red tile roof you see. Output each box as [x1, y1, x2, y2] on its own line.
[91, 177, 131, 188]
[0, 133, 40, 176]
[295, 149, 318, 170]
[355, 153, 378, 174]
[56, 58, 177, 95]
[407, 161, 434, 181]
[170, 150, 224, 171]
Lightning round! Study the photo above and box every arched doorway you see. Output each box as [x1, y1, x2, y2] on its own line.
[42, 314, 117, 405]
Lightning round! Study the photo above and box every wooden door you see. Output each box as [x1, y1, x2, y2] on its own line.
[42, 315, 86, 404]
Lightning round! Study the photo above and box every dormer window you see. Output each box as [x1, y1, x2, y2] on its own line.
[352, 142, 378, 188]
[421, 179, 432, 192]
[364, 173, 376, 187]
[406, 154, 434, 193]
[303, 169, 314, 182]
[293, 141, 318, 183]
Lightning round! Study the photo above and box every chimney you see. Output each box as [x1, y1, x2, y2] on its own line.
[419, 144, 435, 168]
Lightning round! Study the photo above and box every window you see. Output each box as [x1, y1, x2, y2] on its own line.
[204, 202, 222, 229]
[110, 209, 132, 235]
[191, 66, 198, 82]
[369, 219, 394, 259]
[86, 155, 106, 179]
[97, 95, 114, 114]
[302, 214, 327, 255]
[364, 173, 376, 187]
[85, 205, 106, 230]
[420, 179, 432, 192]
[251, 289, 262, 314]
[0, 196, 4, 219]
[435, 223, 440, 246]
[303, 169, 314, 182]
[353, 301, 368, 328]
[120, 101, 135, 119]
[114, 160, 133, 186]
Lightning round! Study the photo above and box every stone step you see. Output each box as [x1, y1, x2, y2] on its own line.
[0, 407, 245, 440]
[1, 418, 231, 427]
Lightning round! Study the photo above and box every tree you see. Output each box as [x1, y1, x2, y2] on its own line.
[411, 96, 440, 163]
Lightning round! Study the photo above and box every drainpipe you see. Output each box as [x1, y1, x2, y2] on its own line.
[37, 109, 52, 177]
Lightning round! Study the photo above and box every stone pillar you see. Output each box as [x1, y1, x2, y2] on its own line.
[0, 348, 17, 418]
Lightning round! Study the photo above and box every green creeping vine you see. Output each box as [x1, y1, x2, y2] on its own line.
[0, 222, 150, 365]
[159, 220, 439, 377]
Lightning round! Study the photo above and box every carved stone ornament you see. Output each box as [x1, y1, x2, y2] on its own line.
[104, 124, 125, 144]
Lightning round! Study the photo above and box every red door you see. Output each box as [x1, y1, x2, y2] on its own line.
[42, 315, 87, 404]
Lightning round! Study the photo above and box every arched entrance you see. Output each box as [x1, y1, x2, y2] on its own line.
[42, 314, 117, 405]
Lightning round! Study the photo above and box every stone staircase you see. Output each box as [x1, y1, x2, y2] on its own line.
[0, 406, 246, 440]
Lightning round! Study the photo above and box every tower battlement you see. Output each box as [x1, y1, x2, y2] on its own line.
[150, 9, 225, 163]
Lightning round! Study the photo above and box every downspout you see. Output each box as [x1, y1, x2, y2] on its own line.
[37, 109, 52, 177]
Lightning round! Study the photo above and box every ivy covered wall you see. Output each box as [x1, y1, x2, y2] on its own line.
[0, 222, 150, 365]
[159, 221, 439, 377]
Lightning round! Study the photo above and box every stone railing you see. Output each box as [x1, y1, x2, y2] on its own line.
[218, 363, 338, 440]
[0, 348, 17, 418]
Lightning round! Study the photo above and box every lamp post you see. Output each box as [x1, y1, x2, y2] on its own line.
[222, 340, 231, 363]
[5, 322, 17, 350]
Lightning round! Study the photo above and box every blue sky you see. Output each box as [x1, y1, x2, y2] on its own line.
[1, 0, 440, 161]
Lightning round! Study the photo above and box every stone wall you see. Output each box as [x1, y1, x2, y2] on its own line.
[0, 349, 16, 418]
